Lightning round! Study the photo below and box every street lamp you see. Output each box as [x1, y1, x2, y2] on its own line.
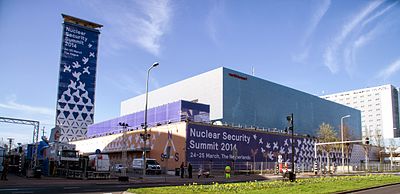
[142, 62, 159, 177]
[341, 115, 350, 171]
[118, 122, 129, 181]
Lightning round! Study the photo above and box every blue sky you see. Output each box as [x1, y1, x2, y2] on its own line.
[0, 0, 399, 144]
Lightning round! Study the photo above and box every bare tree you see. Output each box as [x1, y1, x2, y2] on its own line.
[317, 123, 338, 173]
[372, 129, 384, 171]
[341, 124, 353, 171]
[388, 138, 398, 171]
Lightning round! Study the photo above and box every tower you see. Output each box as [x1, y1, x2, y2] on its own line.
[55, 14, 102, 142]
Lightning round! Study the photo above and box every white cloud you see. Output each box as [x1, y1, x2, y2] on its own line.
[107, 67, 160, 95]
[293, 0, 330, 63]
[343, 25, 381, 74]
[304, 0, 331, 44]
[206, 1, 226, 46]
[376, 58, 400, 80]
[323, 1, 383, 73]
[0, 98, 53, 116]
[362, 1, 398, 26]
[88, 0, 172, 56]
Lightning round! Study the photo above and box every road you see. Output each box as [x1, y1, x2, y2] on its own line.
[0, 173, 271, 194]
[350, 183, 400, 194]
[0, 183, 174, 194]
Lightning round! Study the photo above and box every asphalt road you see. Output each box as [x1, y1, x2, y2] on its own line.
[350, 184, 400, 194]
[0, 185, 127, 194]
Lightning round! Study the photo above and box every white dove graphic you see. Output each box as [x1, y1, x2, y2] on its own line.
[63, 65, 71, 72]
[268, 151, 273, 160]
[82, 57, 89, 64]
[72, 71, 81, 81]
[89, 52, 95, 57]
[88, 43, 92, 48]
[83, 66, 90, 74]
[279, 147, 285, 154]
[259, 138, 263, 144]
[77, 81, 86, 91]
[72, 61, 81, 69]
[68, 80, 77, 89]
[273, 142, 278, 150]
[253, 134, 257, 140]
[266, 142, 271, 149]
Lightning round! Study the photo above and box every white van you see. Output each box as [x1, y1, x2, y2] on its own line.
[132, 158, 161, 175]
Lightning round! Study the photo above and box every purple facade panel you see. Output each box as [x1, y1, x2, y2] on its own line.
[87, 100, 209, 137]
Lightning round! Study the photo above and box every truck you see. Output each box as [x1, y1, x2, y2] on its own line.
[88, 154, 110, 171]
[86, 154, 110, 179]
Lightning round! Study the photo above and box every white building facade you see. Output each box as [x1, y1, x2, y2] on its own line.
[321, 84, 400, 139]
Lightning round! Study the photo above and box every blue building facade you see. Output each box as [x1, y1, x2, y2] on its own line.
[222, 68, 362, 139]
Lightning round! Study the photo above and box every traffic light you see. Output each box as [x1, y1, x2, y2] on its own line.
[365, 137, 369, 145]
[286, 114, 293, 130]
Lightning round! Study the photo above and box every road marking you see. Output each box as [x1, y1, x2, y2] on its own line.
[0, 189, 20, 191]
[64, 186, 80, 190]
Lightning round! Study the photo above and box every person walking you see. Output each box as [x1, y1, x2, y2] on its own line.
[188, 162, 192, 178]
[197, 165, 203, 179]
[225, 164, 231, 179]
[180, 162, 185, 178]
[1, 156, 9, 181]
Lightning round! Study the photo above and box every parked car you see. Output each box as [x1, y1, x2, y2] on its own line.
[132, 158, 161, 175]
[113, 164, 126, 173]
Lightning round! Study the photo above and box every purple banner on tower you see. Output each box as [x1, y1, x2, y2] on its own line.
[55, 21, 100, 142]
[186, 123, 317, 164]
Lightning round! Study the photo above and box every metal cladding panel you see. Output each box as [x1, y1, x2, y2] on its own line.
[55, 22, 100, 142]
[222, 68, 362, 139]
[121, 67, 223, 120]
[186, 123, 317, 164]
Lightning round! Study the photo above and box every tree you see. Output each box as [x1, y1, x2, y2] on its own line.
[388, 138, 398, 171]
[372, 129, 384, 171]
[341, 124, 353, 171]
[317, 123, 338, 173]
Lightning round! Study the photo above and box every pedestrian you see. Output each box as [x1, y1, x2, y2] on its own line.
[1, 156, 9, 181]
[197, 165, 203, 179]
[180, 162, 185, 178]
[188, 162, 192, 178]
[225, 164, 231, 179]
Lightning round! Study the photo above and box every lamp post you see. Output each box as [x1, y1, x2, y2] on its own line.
[142, 62, 159, 177]
[341, 115, 350, 171]
[118, 122, 129, 181]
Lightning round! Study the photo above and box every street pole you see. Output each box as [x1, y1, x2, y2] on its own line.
[291, 113, 294, 175]
[118, 122, 129, 181]
[286, 113, 295, 181]
[340, 115, 350, 172]
[142, 62, 159, 178]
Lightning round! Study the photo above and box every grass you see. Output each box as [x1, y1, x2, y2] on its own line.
[127, 174, 400, 194]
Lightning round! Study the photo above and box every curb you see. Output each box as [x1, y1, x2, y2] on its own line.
[335, 182, 400, 194]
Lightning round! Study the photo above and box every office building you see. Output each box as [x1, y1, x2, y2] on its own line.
[321, 84, 399, 139]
